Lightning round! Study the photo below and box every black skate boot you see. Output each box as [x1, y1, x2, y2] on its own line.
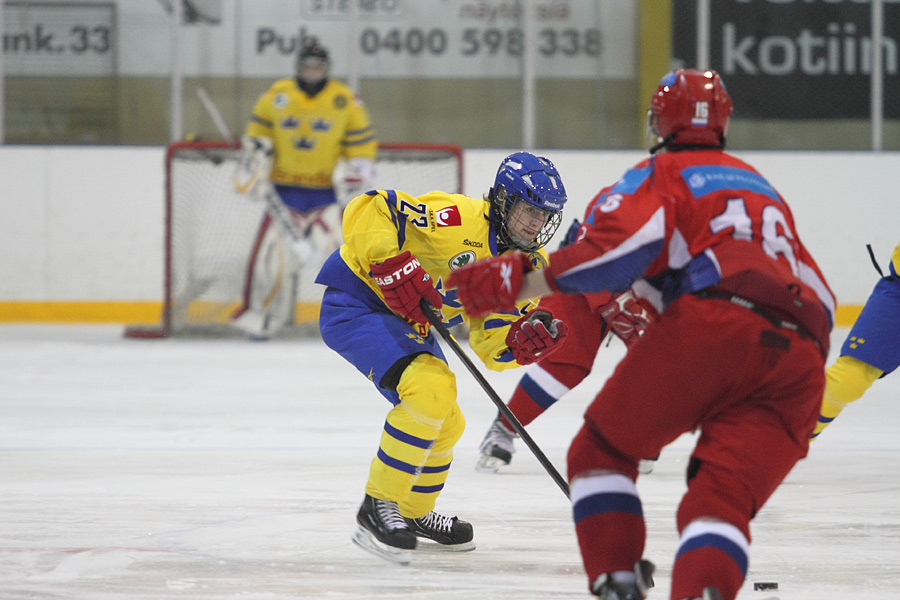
[403, 511, 475, 552]
[352, 494, 417, 564]
[591, 559, 655, 599]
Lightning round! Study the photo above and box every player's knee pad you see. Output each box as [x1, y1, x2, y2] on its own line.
[567, 420, 638, 481]
[396, 353, 457, 425]
[677, 458, 752, 540]
[825, 355, 883, 409]
[431, 404, 465, 456]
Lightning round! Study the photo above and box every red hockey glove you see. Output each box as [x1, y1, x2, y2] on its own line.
[598, 290, 655, 347]
[447, 252, 533, 318]
[505, 310, 569, 365]
[370, 251, 443, 326]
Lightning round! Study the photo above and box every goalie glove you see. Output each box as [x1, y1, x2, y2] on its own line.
[233, 135, 274, 194]
[447, 252, 533, 318]
[340, 157, 375, 206]
[370, 251, 443, 326]
[598, 290, 655, 347]
[505, 310, 569, 365]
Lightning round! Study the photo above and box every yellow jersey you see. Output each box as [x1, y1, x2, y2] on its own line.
[336, 189, 548, 371]
[245, 78, 377, 190]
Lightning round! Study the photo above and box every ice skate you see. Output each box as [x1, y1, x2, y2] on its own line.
[591, 559, 655, 599]
[679, 588, 724, 600]
[476, 416, 517, 472]
[403, 511, 475, 552]
[352, 494, 417, 565]
[638, 455, 659, 475]
[702, 588, 723, 600]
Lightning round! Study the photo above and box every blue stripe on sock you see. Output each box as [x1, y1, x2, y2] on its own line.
[519, 373, 559, 410]
[384, 422, 434, 449]
[376, 448, 419, 474]
[411, 483, 444, 494]
[676, 533, 748, 577]
[573, 492, 643, 524]
[421, 462, 450, 474]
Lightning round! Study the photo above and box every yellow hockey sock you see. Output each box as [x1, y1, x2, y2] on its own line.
[365, 354, 461, 509]
[811, 355, 883, 438]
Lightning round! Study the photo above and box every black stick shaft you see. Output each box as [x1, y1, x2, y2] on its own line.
[420, 300, 570, 499]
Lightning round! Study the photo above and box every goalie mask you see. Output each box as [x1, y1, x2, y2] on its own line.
[489, 152, 567, 253]
[647, 69, 733, 154]
[296, 40, 330, 86]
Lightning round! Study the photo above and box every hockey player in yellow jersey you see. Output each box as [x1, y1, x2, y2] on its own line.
[813, 241, 900, 438]
[231, 40, 377, 339]
[315, 153, 569, 564]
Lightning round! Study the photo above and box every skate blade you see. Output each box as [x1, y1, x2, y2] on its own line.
[351, 526, 413, 565]
[475, 454, 508, 473]
[414, 539, 476, 553]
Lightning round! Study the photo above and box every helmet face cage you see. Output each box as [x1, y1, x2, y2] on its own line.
[296, 41, 329, 83]
[490, 153, 567, 253]
[492, 186, 564, 252]
[648, 69, 733, 153]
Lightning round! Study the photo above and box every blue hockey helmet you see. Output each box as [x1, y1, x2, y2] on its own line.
[489, 152, 567, 252]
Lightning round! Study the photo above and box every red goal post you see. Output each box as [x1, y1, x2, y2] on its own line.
[125, 141, 464, 339]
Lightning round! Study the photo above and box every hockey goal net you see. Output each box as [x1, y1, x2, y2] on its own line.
[126, 141, 463, 338]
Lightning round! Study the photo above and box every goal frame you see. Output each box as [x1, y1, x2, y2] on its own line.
[125, 140, 464, 339]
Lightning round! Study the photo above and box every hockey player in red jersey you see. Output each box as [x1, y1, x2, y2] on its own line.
[449, 69, 835, 600]
[476, 189, 657, 474]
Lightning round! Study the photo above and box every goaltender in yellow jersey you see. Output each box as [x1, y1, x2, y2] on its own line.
[245, 74, 376, 193]
[231, 40, 377, 339]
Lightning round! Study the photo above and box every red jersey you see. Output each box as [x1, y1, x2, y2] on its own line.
[545, 149, 835, 349]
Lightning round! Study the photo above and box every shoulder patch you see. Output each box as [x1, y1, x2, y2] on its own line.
[273, 93, 288, 109]
[529, 253, 548, 269]
[435, 206, 462, 227]
[334, 95, 347, 109]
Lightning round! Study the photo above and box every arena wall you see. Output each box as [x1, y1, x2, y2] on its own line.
[0, 146, 896, 325]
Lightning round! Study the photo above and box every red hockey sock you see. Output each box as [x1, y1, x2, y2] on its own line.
[502, 385, 545, 428]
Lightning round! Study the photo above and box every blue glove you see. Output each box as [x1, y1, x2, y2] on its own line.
[559, 218, 581, 249]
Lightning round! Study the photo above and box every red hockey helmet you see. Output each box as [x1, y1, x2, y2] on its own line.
[648, 69, 733, 152]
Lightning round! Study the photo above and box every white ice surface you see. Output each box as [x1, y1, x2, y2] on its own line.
[0, 325, 898, 600]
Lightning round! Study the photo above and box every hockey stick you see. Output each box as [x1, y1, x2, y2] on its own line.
[420, 299, 570, 499]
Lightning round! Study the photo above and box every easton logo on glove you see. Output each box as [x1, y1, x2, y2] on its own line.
[370, 251, 443, 326]
[373, 256, 426, 287]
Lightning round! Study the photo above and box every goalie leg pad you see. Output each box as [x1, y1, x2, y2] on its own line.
[232, 217, 296, 338]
